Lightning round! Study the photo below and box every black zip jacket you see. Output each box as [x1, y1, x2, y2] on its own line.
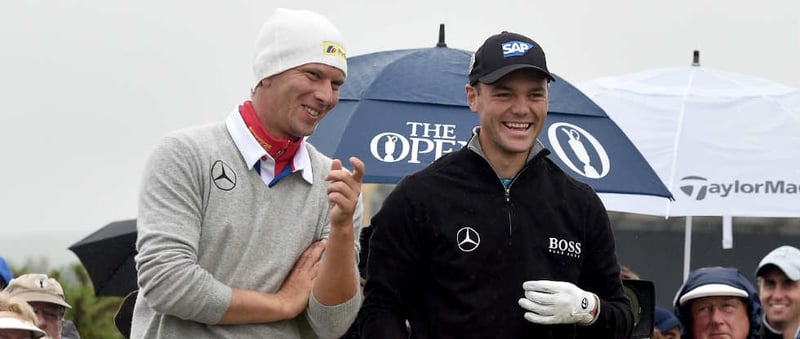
[359, 144, 633, 338]
[760, 324, 782, 339]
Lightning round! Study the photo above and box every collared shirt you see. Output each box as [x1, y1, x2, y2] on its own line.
[226, 109, 314, 186]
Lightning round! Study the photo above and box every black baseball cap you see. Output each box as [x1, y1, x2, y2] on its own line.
[468, 31, 554, 85]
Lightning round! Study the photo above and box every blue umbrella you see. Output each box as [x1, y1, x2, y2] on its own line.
[309, 27, 671, 198]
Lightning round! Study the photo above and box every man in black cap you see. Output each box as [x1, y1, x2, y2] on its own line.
[359, 31, 632, 338]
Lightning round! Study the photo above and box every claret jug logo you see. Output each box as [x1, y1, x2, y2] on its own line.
[679, 175, 799, 201]
[546, 122, 610, 179]
[369, 122, 468, 164]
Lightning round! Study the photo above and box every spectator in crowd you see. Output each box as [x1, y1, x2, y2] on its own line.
[0, 257, 12, 290]
[756, 245, 800, 339]
[620, 265, 641, 281]
[674, 266, 761, 339]
[60, 321, 80, 339]
[0, 293, 46, 339]
[2, 273, 79, 339]
[654, 306, 681, 339]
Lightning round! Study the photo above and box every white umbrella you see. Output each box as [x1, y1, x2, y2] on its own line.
[577, 53, 800, 279]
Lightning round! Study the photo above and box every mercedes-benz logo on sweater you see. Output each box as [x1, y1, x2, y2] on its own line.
[211, 160, 236, 191]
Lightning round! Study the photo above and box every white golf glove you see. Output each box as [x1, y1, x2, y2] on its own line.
[518, 280, 598, 325]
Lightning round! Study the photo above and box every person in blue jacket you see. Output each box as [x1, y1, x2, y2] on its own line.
[674, 266, 761, 339]
[0, 256, 12, 290]
[358, 30, 633, 338]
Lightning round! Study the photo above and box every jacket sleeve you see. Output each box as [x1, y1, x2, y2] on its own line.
[576, 194, 634, 339]
[135, 134, 232, 324]
[358, 183, 420, 339]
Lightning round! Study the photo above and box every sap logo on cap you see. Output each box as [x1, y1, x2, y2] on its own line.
[502, 41, 533, 57]
[323, 41, 346, 60]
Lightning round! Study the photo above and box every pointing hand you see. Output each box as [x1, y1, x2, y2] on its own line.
[325, 157, 365, 228]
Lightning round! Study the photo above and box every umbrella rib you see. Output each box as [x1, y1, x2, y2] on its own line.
[98, 249, 137, 296]
[666, 66, 698, 216]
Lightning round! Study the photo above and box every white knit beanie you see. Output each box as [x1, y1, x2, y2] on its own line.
[252, 8, 347, 87]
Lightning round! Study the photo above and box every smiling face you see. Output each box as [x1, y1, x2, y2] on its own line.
[252, 62, 345, 140]
[759, 266, 800, 330]
[466, 68, 549, 174]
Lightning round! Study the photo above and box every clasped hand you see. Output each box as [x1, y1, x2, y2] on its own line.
[517, 280, 597, 325]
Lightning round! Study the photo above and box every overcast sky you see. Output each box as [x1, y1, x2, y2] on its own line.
[1, 0, 798, 267]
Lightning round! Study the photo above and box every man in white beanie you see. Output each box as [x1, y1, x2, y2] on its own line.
[132, 8, 364, 339]
[756, 245, 800, 339]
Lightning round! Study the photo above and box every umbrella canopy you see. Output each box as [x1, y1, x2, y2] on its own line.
[578, 65, 800, 217]
[69, 219, 137, 297]
[309, 42, 671, 199]
[577, 61, 800, 280]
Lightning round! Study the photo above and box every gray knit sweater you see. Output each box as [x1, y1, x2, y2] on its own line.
[132, 121, 362, 338]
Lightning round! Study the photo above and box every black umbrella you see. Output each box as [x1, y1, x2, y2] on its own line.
[69, 219, 138, 297]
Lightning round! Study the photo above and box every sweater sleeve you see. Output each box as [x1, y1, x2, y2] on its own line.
[135, 134, 231, 324]
[306, 288, 362, 339]
[576, 194, 634, 339]
[305, 196, 365, 338]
